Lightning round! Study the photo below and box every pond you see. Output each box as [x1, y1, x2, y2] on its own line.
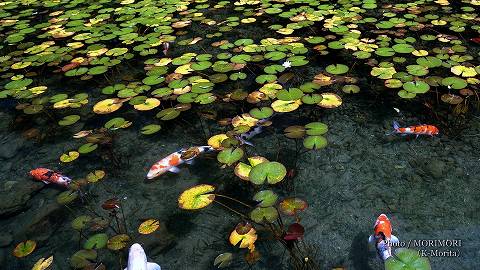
[0, 0, 479, 269]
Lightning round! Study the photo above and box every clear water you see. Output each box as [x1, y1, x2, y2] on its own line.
[0, 0, 480, 269]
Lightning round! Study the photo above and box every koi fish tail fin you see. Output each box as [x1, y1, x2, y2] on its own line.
[368, 234, 375, 244]
[60, 176, 72, 185]
[386, 121, 400, 136]
[390, 235, 399, 244]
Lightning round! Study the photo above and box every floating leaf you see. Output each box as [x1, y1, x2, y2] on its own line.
[325, 64, 349, 75]
[93, 98, 123, 114]
[107, 234, 130, 251]
[178, 184, 216, 210]
[250, 206, 278, 223]
[249, 107, 273, 119]
[141, 124, 161, 135]
[58, 115, 81, 126]
[234, 162, 253, 181]
[249, 161, 287, 185]
[284, 223, 305, 241]
[156, 108, 180, 120]
[318, 93, 342, 108]
[217, 148, 244, 166]
[214, 253, 233, 268]
[303, 136, 328, 150]
[279, 198, 308, 216]
[385, 248, 431, 270]
[84, 233, 108, 250]
[271, 99, 301, 112]
[60, 151, 80, 162]
[13, 240, 36, 258]
[305, 122, 328, 135]
[32, 255, 54, 270]
[70, 250, 97, 268]
[284, 126, 306, 139]
[78, 143, 98, 154]
[229, 226, 257, 251]
[208, 134, 229, 149]
[138, 219, 160, 235]
[57, 190, 79, 204]
[253, 190, 278, 207]
[87, 170, 105, 183]
[72, 215, 92, 231]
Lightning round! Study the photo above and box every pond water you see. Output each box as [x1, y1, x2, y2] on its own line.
[0, 0, 479, 269]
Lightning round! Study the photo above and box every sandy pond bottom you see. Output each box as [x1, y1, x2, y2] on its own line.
[0, 95, 479, 270]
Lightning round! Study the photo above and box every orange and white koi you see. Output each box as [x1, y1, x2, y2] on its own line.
[368, 214, 399, 261]
[389, 121, 439, 137]
[30, 168, 72, 187]
[146, 146, 214, 179]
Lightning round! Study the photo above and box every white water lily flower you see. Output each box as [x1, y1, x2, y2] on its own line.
[282, 60, 292, 68]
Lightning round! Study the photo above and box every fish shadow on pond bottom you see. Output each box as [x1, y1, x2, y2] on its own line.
[349, 232, 375, 270]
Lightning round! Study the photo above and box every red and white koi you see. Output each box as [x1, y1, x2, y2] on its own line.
[162, 42, 170, 56]
[30, 168, 72, 187]
[389, 121, 439, 137]
[146, 146, 214, 179]
[368, 214, 399, 261]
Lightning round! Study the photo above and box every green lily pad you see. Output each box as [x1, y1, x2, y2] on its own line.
[303, 136, 328, 150]
[57, 190, 79, 205]
[156, 108, 180, 120]
[71, 215, 92, 231]
[441, 77, 467, 89]
[398, 90, 416, 99]
[278, 197, 308, 216]
[84, 233, 108, 250]
[249, 161, 287, 185]
[23, 104, 44, 114]
[342, 84, 360, 94]
[305, 122, 328, 135]
[276, 88, 303, 101]
[253, 190, 278, 207]
[385, 248, 431, 270]
[217, 148, 244, 166]
[403, 81, 430, 94]
[70, 250, 97, 269]
[78, 143, 98, 154]
[141, 124, 161, 135]
[58, 115, 80, 126]
[325, 64, 349, 75]
[249, 107, 273, 119]
[250, 206, 278, 223]
[301, 94, 322, 104]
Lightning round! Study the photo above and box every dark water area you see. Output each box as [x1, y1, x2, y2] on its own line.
[1, 0, 480, 269]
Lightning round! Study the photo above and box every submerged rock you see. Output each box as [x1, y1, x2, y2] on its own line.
[0, 180, 43, 217]
[0, 133, 24, 160]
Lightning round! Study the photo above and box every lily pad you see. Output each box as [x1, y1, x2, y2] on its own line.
[156, 108, 180, 120]
[278, 198, 308, 216]
[70, 250, 97, 268]
[249, 107, 273, 119]
[303, 136, 328, 150]
[93, 98, 123, 114]
[138, 219, 160, 235]
[60, 151, 80, 162]
[141, 124, 161, 135]
[107, 234, 130, 251]
[305, 122, 328, 135]
[284, 126, 306, 139]
[214, 253, 233, 268]
[253, 190, 278, 207]
[32, 256, 54, 270]
[217, 148, 244, 166]
[58, 115, 81, 126]
[57, 190, 79, 204]
[78, 143, 98, 154]
[318, 93, 342, 108]
[229, 226, 257, 251]
[385, 248, 431, 270]
[13, 240, 36, 258]
[249, 161, 287, 185]
[325, 64, 349, 75]
[84, 233, 108, 250]
[72, 215, 92, 231]
[250, 206, 278, 223]
[178, 184, 216, 210]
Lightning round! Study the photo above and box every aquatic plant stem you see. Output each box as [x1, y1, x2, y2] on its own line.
[214, 194, 253, 208]
[213, 200, 249, 220]
[119, 206, 128, 234]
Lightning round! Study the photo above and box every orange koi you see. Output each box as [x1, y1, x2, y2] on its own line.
[368, 214, 399, 261]
[390, 121, 439, 137]
[30, 168, 72, 187]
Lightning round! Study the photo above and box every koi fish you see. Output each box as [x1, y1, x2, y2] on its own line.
[237, 118, 272, 146]
[469, 37, 480, 44]
[162, 42, 170, 56]
[146, 146, 214, 179]
[30, 168, 72, 187]
[389, 121, 439, 137]
[126, 243, 161, 270]
[368, 214, 399, 261]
